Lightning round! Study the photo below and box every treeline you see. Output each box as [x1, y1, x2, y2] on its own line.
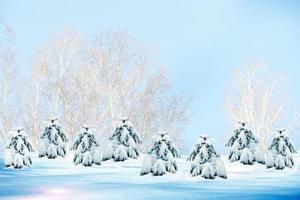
[0, 26, 190, 150]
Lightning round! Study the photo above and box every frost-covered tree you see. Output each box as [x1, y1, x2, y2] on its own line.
[71, 126, 102, 166]
[38, 118, 67, 159]
[226, 122, 265, 165]
[266, 130, 296, 170]
[187, 136, 227, 179]
[109, 118, 142, 161]
[140, 131, 180, 176]
[5, 128, 34, 169]
[226, 64, 289, 149]
[0, 18, 17, 147]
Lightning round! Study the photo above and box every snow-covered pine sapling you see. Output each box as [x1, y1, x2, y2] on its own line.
[266, 130, 296, 170]
[187, 136, 227, 179]
[226, 122, 265, 165]
[140, 131, 180, 176]
[5, 128, 34, 169]
[71, 126, 102, 166]
[38, 118, 67, 159]
[109, 118, 142, 161]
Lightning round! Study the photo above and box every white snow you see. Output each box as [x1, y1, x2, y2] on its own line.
[38, 138, 47, 157]
[4, 149, 13, 167]
[152, 159, 166, 176]
[266, 151, 275, 168]
[240, 148, 254, 165]
[214, 157, 227, 179]
[140, 155, 153, 175]
[101, 141, 113, 161]
[93, 147, 102, 165]
[0, 153, 300, 200]
[113, 146, 127, 161]
[47, 143, 58, 159]
[274, 155, 285, 170]
[201, 162, 215, 179]
[12, 154, 23, 169]
[82, 152, 93, 166]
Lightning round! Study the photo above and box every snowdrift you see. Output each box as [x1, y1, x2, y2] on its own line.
[0, 153, 299, 200]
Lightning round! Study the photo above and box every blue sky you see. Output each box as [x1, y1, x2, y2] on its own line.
[1, 0, 300, 152]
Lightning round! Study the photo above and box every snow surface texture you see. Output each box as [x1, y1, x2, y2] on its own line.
[5, 128, 34, 169]
[187, 135, 227, 179]
[38, 119, 68, 159]
[141, 132, 180, 176]
[226, 122, 265, 165]
[0, 153, 299, 200]
[71, 127, 102, 166]
[108, 119, 142, 161]
[266, 130, 296, 170]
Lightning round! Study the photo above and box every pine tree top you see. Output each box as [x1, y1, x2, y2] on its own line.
[110, 118, 142, 145]
[198, 135, 211, 144]
[187, 135, 218, 161]
[226, 122, 258, 148]
[238, 122, 247, 128]
[270, 130, 296, 154]
[149, 131, 180, 159]
[46, 118, 60, 128]
[79, 126, 95, 135]
[116, 118, 132, 128]
[158, 131, 168, 136]
[119, 117, 129, 124]
[72, 126, 98, 151]
[8, 128, 34, 153]
[277, 129, 286, 135]
[41, 118, 67, 143]
[12, 127, 27, 137]
[154, 131, 169, 142]
[81, 125, 93, 131]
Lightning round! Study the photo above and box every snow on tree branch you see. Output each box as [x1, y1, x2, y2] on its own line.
[226, 122, 265, 165]
[71, 126, 102, 166]
[266, 129, 296, 170]
[141, 131, 180, 176]
[5, 128, 34, 169]
[38, 118, 68, 159]
[187, 135, 227, 179]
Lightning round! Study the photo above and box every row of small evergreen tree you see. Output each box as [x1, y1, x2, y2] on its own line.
[226, 122, 296, 170]
[4, 118, 142, 168]
[140, 133, 227, 179]
[4, 119, 296, 179]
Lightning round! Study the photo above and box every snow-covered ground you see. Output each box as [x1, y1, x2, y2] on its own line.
[0, 153, 299, 200]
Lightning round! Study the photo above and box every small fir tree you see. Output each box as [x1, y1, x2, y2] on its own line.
[141, 131, 180, 176]
[71, 126, 102, 166]
[266, 130, 296, 170]
[226, 122, 265, 165]
[109, 118, 142, 161]
[187, 136, 227, 179]
[38, 118, 67, 159]
[5, 128, 34, 169]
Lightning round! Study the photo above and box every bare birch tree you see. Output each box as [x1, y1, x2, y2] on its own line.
[226, 62, 288, 149]
[6, 28, 190, 150]
[46, 28, 83, 117]
[0, 49, 16, 146]
[0, 17, 14, 43]
[22, 47, 50, 146]
[87, 31, 190, 150]
[0, 18, 16, 147]
[18, 28, 84, 146]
